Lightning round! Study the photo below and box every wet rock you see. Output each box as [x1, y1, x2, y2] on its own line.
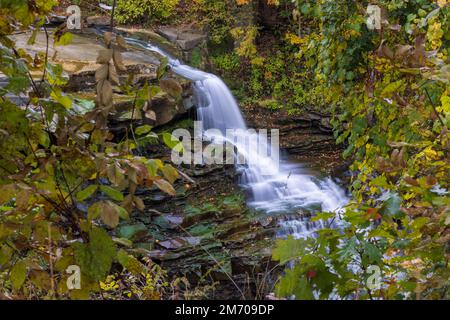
[48, 14, 67, 25]
[154, 214, 183, 230]
[183, 96, 195, 111]
[116, 27, 182, 59]
[158, 238, 187, 250]
[183, 210, 217, 227]
[111, 157, 282, 298]
[117, 223, 148, 240]
[240, 103, 346, 175]
[283, 134, 337, 155]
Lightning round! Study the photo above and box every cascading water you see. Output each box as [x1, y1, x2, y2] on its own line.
[125, 37, 348, 239]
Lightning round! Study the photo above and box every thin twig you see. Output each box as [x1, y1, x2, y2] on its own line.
[110, 0, 117, 32]
[129, 90, 142, 156]
[39, 25, 50, 94]
[48, 223, 55, 298]
[424, 87, 445, 127]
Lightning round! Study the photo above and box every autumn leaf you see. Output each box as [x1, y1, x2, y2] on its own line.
[154, 179, 176, 196]
[10, 260, 27, 290]
[96, 49, 113, 64]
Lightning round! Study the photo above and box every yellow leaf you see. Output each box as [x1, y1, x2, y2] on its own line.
[154, 179, 176, 196]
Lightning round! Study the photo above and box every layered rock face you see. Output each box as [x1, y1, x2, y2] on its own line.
[156, 26, 209, 69]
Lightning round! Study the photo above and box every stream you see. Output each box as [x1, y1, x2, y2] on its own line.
[124, 35, 348, 239]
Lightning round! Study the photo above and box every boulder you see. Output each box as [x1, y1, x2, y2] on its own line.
[157, 27, 207, 51]
[176, 33, 207, 51]
[111, 81, 194, 129]
[157, 27, 179, 42]
[151, 93, 182, 126]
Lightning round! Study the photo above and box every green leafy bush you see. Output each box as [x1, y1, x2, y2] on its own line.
[115, 0, 179, 24]
[273, 0, 450, 300]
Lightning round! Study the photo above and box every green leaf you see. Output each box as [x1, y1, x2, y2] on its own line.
[337, 237, 358, 262]
[352, 117, 367, 135]
[117, 223, 147, 240]
[27, 29, 37, 45]
[73, 227, 116, 281]
[157, 57, 169, 79]
[54, 32, 73, 46]
[76, 185, 98, 202]
[112, 237, 133, 247]
[135, 125, 152, 136]
[272, 236, 310, 265]
[46, 63, 69, 85]
[311, 211, 334, 222]
[100, 185, 124, 201]
[363, 242, 382, 265]
[162, 132, 184, 153]
[162, 164, 179, 184]
[275, 265, 314, 300]
[116, 249, 145, 275]
[410, 217, 429, 230]
[146, 159, 163, 176]
[57, 95, 73, 109]
[88, 202, 102, 221]
[10, 260, 27, 290]
[72, 99, 96, 115]
[38, 131, 50, 148]
[0, 245, 13, 265]
[380, 194, 404, 219]
[381, 81, 403, 98]
[5, 76, 30, 94]
[116, 205, 129, 221]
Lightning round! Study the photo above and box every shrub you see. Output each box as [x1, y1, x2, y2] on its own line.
[115, 0, 179, 24]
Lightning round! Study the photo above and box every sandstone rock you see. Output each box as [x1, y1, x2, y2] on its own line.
[85, 15, 110, 27]
[176, 33, 207, 51]
[151, 93, 181, 126]
[12, 30, 195, 130]
[320, 117, 333, 132]
[11, 31, 161, 91]
[116, 27, 182, 59]
[157, 27, 207, 51]
[157, 27, 179, 42]
[48, 14, 67, 25]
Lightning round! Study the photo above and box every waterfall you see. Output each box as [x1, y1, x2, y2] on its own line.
[125, 37, 348, 238]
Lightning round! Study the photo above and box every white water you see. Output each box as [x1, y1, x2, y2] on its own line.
[126, 37, 348, 238]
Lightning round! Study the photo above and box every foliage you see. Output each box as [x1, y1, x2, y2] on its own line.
[115, 0, 179, 24]
[273, 0, 449, 300]
[0, 0, 182, 299]
[190, 0, 236, 45]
